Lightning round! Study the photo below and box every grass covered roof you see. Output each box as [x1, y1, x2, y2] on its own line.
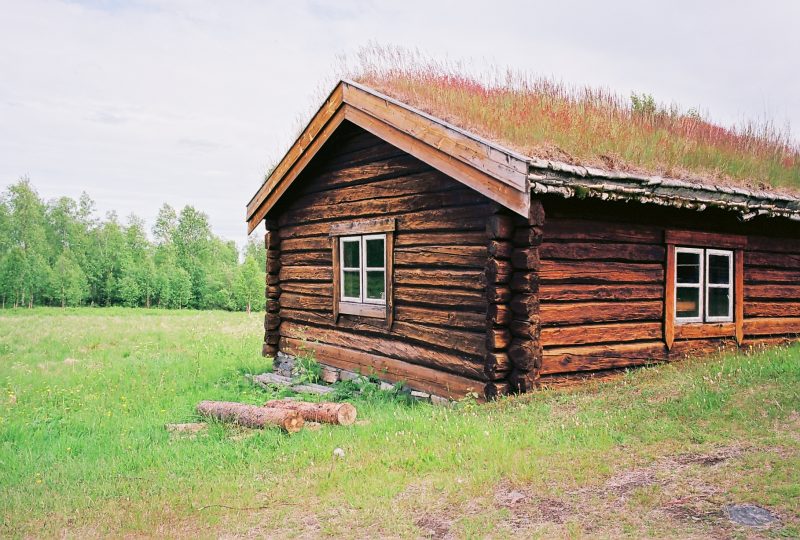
[347, 47, 799, 195]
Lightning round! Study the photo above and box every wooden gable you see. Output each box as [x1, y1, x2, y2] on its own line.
[246, 80, 531, 233]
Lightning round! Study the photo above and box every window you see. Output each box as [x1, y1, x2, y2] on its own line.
[674, 247, 733, 323]
[339, 234, 386, 305]
[330, 218, 395, 322]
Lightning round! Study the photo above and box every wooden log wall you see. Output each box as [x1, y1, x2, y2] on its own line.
[535, 197, 800, 384]
[268, 123, 502, 399]
[743, 235, 800, 340]
[263, 219, 281, 358]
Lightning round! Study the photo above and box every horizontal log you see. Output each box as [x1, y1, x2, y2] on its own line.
[512, 226, 543, 247]
[280, 266, 333, 282]
[394, 305, 486, 331]
[484, 352, 511, 380]
[510, 271, 539, 293]
[508, 339, 541, 371]
[280, 293, 331, 312]
[395, 286, 486, 311]
[511, 248, 540, 270]
[263, 400, 357, 426]
[540, 300, 663, 326]
[488, 286, 512, 304]
[281, 251, 331, 266]
[279, 188, 486, 227]
[395, 268, 486, 291]
[510, 294, 539, 318]
[486, 259, 512, 285]
[743, 317, 800, 336]
[281, 337, 487, 400]
[396, 231, 488, 247]
[745, 302, 800, 318]
[279, 282, 333, 297]
[744, 251, 800, 269]
[196, 401, 303, 433]
[395, 245, 487, 269]
[298, 153, 431, 194]
[265, 312, 280, 331]
[541, 341, 668, 374]
[746, 268, 800, 284]
[487, 303, 512, 326]
[267, 257, 281, 275]
[488, 241, 513, 259]
[509, 319, 540, 340]
[540, 242, 665, 262]
[280, 321, 486, 379]
[748, 235, 800, 255]
[665, 229, 746, 249]
[745, 284, 800, 301]
[279, 308, 485, 357]
[292, 169, 452, 210]
[279, 205, 491, 240]
[673, 322, 734, 340]
[540, 261, 664, 284]
[539, 283, 663, 302]
[541, 321, 662, 347]
[487, 214, 514, 240]
[543, 218, 663, 244]
[486, 328, 511, 351]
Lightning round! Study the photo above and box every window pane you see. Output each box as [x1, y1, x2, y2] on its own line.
[676, 287, 700, 318]
[708, 254, 731, 285]
[708, 287, 731, 318]
[676, 252, 701, 284]
[342, 240, 360, 268]
[366, 237, 385, 268]
[343, 271, 360, 298]
[366, 270, 385, 300]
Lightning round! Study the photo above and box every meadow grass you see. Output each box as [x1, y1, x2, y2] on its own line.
[0, 308, 798, 538]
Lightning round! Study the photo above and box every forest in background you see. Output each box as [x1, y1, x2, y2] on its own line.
[0, 178, 266, 311]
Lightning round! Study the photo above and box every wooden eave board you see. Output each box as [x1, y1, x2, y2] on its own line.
[246, 80, 531, 232]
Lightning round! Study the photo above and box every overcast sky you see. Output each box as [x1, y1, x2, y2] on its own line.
[1, 0, 798, 247]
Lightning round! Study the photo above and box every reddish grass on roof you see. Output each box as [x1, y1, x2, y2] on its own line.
[346, 46, 800, 193]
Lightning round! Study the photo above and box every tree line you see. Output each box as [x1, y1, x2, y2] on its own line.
[0, 178, 266, 311]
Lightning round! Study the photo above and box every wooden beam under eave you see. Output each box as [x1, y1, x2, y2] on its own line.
[343, 105, 530, 218]
[246, 106, 346, 234]
[246, 83, 344, 222]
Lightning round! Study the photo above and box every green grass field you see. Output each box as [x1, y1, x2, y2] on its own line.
[1, 308, 798, 538]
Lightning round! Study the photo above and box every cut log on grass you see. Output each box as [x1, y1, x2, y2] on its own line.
[196, 401, 304, 433]
[263, 400, 357, 426]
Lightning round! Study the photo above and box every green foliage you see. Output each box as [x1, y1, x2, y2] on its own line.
[630, 92, 657, 117]
[291, 348, 323, 385]
[0, 179, 265, 311]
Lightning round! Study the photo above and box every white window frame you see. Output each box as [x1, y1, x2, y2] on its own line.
[339, 236, 363, 303]
[675, 247, 704, 324]
[361, 234, 387, 305]
[674, 247, 735, 324]
[338, 234, 386, 306]
[705, 249, 734, 323]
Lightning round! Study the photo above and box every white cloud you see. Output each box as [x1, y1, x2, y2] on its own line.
[1, 0, 797, 246]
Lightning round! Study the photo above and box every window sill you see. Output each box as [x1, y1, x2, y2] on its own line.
[674, 322, 735, 339]
[339, 302, 386, 319]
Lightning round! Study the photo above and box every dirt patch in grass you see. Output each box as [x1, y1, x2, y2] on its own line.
[490, 444, 785, 537]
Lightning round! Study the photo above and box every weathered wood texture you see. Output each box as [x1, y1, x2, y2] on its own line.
[537, 198, 800, 376]
[269, 125, 495, 398]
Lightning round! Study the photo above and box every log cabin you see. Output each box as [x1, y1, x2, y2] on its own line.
[246, 80, 800, 400]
